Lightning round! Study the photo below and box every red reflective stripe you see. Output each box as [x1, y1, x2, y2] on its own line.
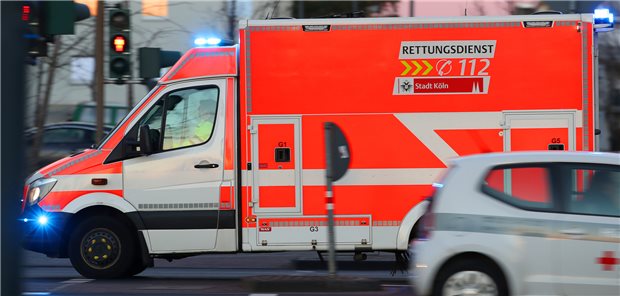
[220, 186, 234, 210]
[224, 77, 234, 170]
[258, 217, 370, 227]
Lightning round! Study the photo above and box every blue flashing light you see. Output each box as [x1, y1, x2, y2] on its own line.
[194, 37, 222, 47]
[194, 37, 208, 46]
[432, 182, 444, 188]
[594, 8, 614, 22]
[37, 216, 48, 225]
[594, 8, 615, 32]
[206, 38, 222, 46]
[23, 218, 29, 223]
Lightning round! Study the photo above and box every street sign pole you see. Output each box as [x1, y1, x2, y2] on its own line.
[323, 122, 351, 278]
[324, 122, 337, 277]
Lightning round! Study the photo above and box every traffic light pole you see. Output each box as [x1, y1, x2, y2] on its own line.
[95, 1, 105, 142]
[125, 0, 133, 108]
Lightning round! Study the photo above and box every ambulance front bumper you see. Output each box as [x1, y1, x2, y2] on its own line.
[20, 205, 72, 257]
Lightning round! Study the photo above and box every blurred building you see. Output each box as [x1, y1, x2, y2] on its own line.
[26, 0, 292, 126]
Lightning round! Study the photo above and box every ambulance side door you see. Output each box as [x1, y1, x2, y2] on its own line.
[120, 80, 227, 253]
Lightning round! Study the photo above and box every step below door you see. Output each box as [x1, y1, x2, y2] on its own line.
[256, 216, 372, 247]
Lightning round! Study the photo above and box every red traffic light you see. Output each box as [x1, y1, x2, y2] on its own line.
[22, 5, 31, 21]
[112, 35, 127, 52]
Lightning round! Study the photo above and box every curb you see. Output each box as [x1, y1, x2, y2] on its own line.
[242, 275, 383, 293]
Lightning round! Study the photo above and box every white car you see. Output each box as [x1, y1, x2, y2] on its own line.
[410, 151, 620, 296]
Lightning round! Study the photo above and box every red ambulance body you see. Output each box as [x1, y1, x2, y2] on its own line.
[21, 13, 611, 278]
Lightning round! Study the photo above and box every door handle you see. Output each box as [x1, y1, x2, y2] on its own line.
[194, 161, 219, 169]
[560, 228, 586, 236]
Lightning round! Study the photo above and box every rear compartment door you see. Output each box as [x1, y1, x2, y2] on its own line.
[501, 111, 577, 202]
[502, 110, 576, 152]
[250, 117, 302, 214]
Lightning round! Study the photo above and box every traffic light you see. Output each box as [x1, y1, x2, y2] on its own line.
[108, 7, 131, 79]
[22, 1, 90, 60]
[138, 47, 181, 79]
[44, 1, 90, 35]
[22, 1, 47, 58]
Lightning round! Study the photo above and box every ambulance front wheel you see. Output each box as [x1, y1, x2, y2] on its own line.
[433, 258, 508, 296]
[68, 216, 137, 279]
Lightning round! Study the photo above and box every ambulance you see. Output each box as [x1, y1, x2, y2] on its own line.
[20, 11, 614, 278]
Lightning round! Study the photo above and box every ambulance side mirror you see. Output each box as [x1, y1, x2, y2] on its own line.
[139, 124, 154, 155]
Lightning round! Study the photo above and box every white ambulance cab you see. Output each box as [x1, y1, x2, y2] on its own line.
[410, 151, 620, 296]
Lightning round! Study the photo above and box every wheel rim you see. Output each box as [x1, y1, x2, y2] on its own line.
[443, 270, 498, 296]
[80, 228, 121, 270]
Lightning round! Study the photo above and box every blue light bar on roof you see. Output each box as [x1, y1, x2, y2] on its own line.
[194, 37, 208, 46]
[594, 8, 614, 32]
[194, 37, 223, 47]
[206, 38, 222, 46]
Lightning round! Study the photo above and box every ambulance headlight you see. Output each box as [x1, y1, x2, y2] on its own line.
[27, 178, 57, 206]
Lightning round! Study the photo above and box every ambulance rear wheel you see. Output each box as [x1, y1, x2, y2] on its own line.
[433, 259, 508, 296]
[68, 216, 136, 279]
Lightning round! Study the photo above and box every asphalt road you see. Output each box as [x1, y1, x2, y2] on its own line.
[21, 250, 414, 295]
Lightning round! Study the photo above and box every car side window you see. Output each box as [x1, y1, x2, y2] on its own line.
[160, 87, 219, 150]
[482, 166, 554, 210]
[134, 86, 219, 153]
[42, 128, 86, 144]
[564, 165, 620, 217]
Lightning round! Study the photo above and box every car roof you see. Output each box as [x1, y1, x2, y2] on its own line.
[450, 151, 620, 167]
[25, 122, 114, 133]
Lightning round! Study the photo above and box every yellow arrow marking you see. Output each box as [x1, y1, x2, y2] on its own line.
[411, 61, 423, 76]
[422, 60, 433, 75]
[400, 60, 412, 76]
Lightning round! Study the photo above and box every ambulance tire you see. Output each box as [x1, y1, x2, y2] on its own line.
[433, 258, 508, 296]
[68, 216, 137, 279]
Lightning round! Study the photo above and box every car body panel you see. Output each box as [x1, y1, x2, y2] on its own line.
[410, 152, 620, 296]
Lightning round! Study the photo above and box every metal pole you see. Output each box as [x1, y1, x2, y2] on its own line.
[95, 1, 105, 140]
[127, 82, 133, 109]
[1, 2, 25, 294]
[297, 1, 304, 18]
[124, 1, 132, 110]
[410, 0, 415, 17]
[324, 123, 337, 277]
